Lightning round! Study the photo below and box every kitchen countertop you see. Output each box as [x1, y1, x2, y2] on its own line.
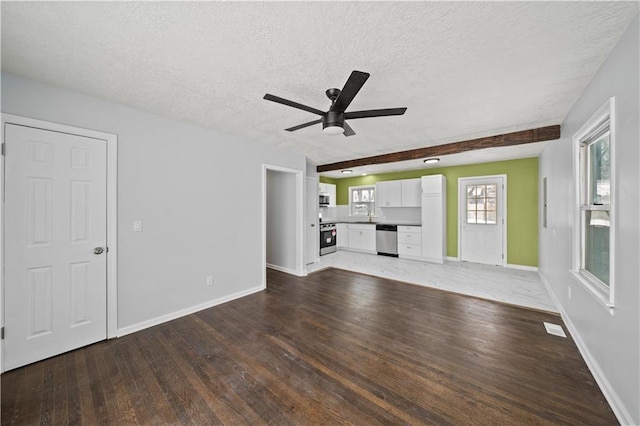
[321, 221, 422, 226]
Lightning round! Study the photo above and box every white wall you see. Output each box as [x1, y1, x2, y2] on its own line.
[266, 170, 297, 272]
[538, 15, 639, 424]
[1, 73, 307, 332]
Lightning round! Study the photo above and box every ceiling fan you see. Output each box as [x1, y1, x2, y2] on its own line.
[263, 70, 407, 137]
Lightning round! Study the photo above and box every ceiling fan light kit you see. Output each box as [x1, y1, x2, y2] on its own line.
[322, 111, 345, 135]
[264, 70, 407, 137]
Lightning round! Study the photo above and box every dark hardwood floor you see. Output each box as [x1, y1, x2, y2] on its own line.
[2, 268, 617, 425]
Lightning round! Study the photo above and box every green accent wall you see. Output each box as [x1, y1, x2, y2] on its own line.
[319, 176, 338, 184]
[331, 158, 538, 266]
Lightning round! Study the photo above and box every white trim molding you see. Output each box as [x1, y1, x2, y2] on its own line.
[506, 263, 538, 272]
[266, 263, 299, 276]
[571, 97, 616, 314]
[262, 164, 305, 288]
[539, 273, 633, 425]
[117, 284, 265, 337]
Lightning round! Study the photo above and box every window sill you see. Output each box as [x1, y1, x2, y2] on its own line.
[570, 270, 615, 315]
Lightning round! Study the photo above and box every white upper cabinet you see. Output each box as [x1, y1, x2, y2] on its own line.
[318, 182, 336, 207]
[401, 179, 422, 207]
[421, 174, 445, 194]
[376, 178, 421, 207]
[376, 181, 402, 207]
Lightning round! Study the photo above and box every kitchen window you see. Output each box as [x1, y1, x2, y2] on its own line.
[572, 97, 615, 312]
[349, 185, 376, 217]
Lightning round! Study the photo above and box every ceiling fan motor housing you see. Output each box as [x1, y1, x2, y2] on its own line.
[323, 111, 344, 129]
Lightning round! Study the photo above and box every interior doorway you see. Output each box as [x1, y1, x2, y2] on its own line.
[262, 165, 304, 286]
[1, 114, 118, 372]
[458, 175, 506, 266]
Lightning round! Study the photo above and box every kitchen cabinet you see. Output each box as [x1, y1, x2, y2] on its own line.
[347, 224, 376, 253]
[422, 174, 445, 194]
[336, 223, 349, 249]
[376, 181, 402, 207]
[401, 179, 422, 207]
[398, 226, 422, 259]
[318, 182, 336, 207]
[376, 178, 421, 207]
[421, 175, 447, 263]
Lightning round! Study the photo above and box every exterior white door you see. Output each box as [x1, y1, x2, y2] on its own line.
[459, 176, 505, 266]
[305, 177, 318, 265]
[4, 124, 108, 370]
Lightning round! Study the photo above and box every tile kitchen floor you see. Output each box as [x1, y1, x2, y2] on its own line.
[306, 251, 558, 313]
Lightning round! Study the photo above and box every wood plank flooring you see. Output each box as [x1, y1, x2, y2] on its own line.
[1, 268, 617, 425]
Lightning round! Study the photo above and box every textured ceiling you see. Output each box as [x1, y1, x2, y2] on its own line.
[2, 2, 638, 173]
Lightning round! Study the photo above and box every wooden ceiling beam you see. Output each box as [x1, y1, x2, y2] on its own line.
[316, 124, 561, 173]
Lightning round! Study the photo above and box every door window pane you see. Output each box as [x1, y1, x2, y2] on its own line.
[466, 184, 498, 224]
[467, 211, 476, 224]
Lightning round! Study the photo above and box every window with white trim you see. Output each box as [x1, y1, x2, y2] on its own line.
[349, 185, 376, 217]
[573, 97, 615, 310]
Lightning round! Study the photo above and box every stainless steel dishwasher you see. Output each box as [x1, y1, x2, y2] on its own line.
[376, 224, 398, 257]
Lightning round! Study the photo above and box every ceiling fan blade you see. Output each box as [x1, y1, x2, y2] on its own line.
[285, 119, 322, 132]
[344, 107, 407, 120]
[330, 71, 370, 113]
[343, 121, 356, 137]
[263, 94, 325, 116]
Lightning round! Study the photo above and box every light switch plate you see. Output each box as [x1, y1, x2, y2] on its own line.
[133, 220, 143, 232]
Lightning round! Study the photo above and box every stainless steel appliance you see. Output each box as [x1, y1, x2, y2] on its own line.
[320, 223, 337, 255]
[319, 193, 330, 206]
[376, 224, 398, 257]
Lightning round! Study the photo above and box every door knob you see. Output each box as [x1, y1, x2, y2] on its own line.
[93, 247, 104, 255]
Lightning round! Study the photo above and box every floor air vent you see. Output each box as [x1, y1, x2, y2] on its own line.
[543, 322, 567, 338]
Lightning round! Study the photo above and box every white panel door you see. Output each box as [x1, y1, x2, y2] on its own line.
[459, 176, 505, 266]
[4, 124, 107, 370]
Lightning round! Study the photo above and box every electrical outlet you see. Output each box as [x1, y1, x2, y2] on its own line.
[568, 286, 572, 299]
[206, 276, 214, 286]
[133, 220, 143, 232]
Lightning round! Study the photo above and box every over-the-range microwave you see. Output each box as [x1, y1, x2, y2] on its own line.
[319, 193, 330, 206]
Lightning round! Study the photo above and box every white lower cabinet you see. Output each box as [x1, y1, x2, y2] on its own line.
[345, 224, 376, 253]
[398, 226, 422, 259]
[336, 223, 349, 249]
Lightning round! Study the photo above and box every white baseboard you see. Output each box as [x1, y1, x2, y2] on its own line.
[422, 256, 445, 264]
[539, 273, 634, 425]
[266, 263, 299, 276]
[506, 263, 538, 272]
[117, 284, 265, 337]
[448, 256, 538, 272]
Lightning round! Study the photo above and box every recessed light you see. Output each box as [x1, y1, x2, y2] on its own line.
[424, 158, 440, 164]
[361, 173, 367, 176]
[341, 170, 353, 174]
